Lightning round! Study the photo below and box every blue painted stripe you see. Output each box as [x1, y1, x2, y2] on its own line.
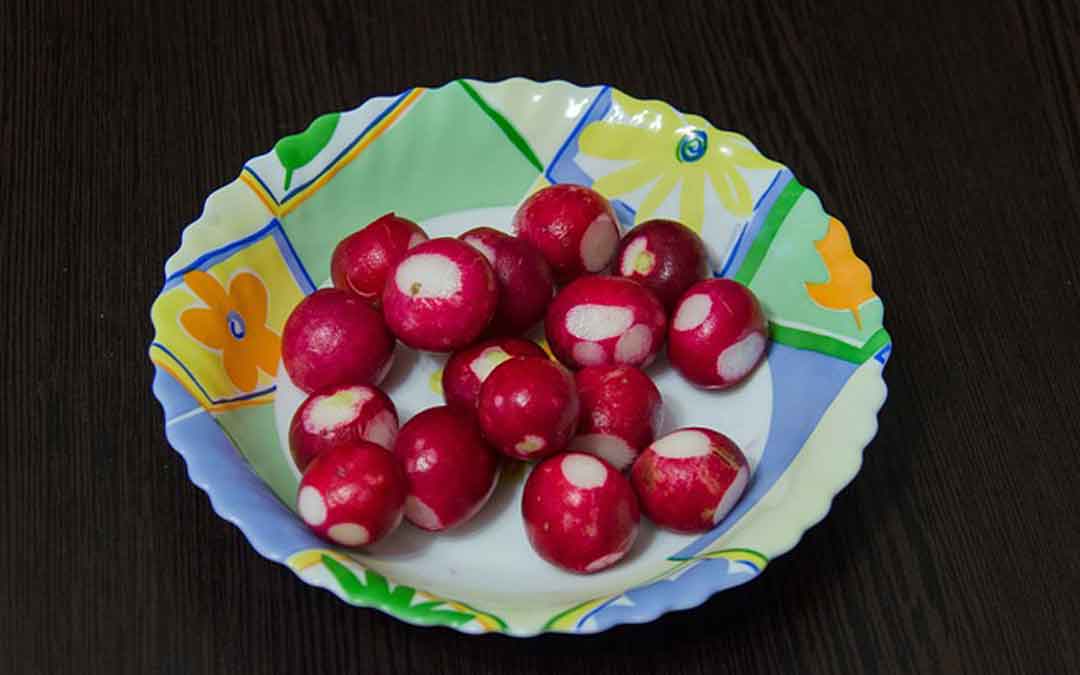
[718, 169, 790, 279]
[271, 226, 317, 293]
[241, 168, 279, 205]
[874, 343, 892, 364]
[164, 220, 279, 287]
[151, 342, 275, 405]
[717, 221, 748, 277]
[545, 86, 611, 184]
[246, 90, 414, 205]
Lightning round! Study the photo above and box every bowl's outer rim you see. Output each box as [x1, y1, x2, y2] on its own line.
[150, 76, 890, 637]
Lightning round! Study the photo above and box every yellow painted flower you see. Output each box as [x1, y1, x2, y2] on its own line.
[578, 91, 780, 230]
[180, 270, 281, 393]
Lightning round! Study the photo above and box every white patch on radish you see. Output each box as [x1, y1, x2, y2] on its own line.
[717, 333, 766, 381]
[574, 433, 636, 471]
[585, 551, 624, 573]
[364, 410, 397, 449]
[614, 324, 652, 364]
[565, 304, 634, 340]
[561, 454, 607, 489]
[652, 429, 712, 459]
[573, 341, 606, 366]
[304, 387, 372, 433]
[297, 486, 327, 526]
[407, 232, 426, 249]
[405, 495, 442, 530]
[469, 347, 511, 382]
[673, 294, 712, 332]
[515, 434, 547, 455]
[394, 253, 462, 299]
[328, 523, 370, 547]
[580, 214, 618, 272]
[619, 237, 647, 276]
[713, 464, 750, 524]
[464, 237, 497, 265]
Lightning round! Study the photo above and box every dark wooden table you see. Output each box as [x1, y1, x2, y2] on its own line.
[4, 1, 1078, 673]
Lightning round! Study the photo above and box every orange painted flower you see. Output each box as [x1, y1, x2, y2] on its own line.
[180, 270, 281, 393]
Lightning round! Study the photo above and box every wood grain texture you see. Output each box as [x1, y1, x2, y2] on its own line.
[2, 0, 1078, 673]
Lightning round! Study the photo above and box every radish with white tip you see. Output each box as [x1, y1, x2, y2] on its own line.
[631, 427, 750, 533]
[574, 365, 663, 471]
[614, 218, 708, 311]
[393, 406, 501, 531]
[522, 452, 640, 573]
[545, 275, 667, 370]
[512, 184, 620, 284]
[288, 383, 398, 471]
[296, 442, 408, 548]
[442, 337, 546, 412]
[282, 288, 395, 394]
[382, 237, 498, 352]
[459, 227, 555, 336]
[331, 212, 428, 308]
[668, 279, 768, 389]
[477, 356, 579, 461]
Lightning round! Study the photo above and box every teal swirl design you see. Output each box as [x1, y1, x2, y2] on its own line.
[676, 129, 708, 163]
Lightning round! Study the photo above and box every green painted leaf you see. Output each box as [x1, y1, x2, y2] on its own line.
[274, 112, 341, 191]
[320, 555, 474, 628]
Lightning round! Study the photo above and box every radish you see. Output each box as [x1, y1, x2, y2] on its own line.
[574, 365, 663, 471]
[522, 452, 639, 573]
[296, 441, 407, 548]
[288, 383, 398, 471]
[282, 288, 395, 393]
[545, 275, 667, 370]
[512, 184, 620, 284]
[477, 356, 579, 461]
[382, 237, 498, 352]
[614, 219, 708, 311]
[393, 406, 501, 531]
[442, 337, 546, 412]
[630, 427, 750, 534]
[330, 212, 428, 308]
[668, 279, 769, 389]
[460, 227, 556, 336]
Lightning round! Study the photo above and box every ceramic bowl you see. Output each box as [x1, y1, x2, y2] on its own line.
[150, 78, 890, 636]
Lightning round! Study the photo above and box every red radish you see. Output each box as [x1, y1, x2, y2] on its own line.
[282, 288, 395, 393]
[381, 237, 498, 352]
[393, 406, 500, 531]
[477, 356, 579, 461]
[574, 365, 663, 471]
[668, 279, 768, 389]
[545, 275, 667, 370]
[296, 442, 407, 548]
[288, 383, 398, 471]
[512, 184, 620, 284]
[442, 337, 546, 412]
[460, 227, 556, 336]
[614, 219, 708, 311]
[522, 452, 639, 573]
[330, 213, 428, 308]
[631, 427, 750, 534]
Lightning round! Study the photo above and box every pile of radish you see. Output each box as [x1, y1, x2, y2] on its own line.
[281, 184, 769, 573]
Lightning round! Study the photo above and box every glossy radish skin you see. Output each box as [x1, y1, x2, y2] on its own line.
[631, 428, 750, 533]
[288, 383, 399, 471]
[615, 219, 708, 311]
[382, 237, 498, 352]
[574, 365, 663, 471]
[477, 357, 580, 461]
[668, 279, 768, 389]
[522, 452, 640, 573]
[296, 442, 407, 548]
[442, 337, 546, 412]
[331, 213, 428, 308]
[393, 406, 501, 531]
[545, 275, 667, 370]
[282, 288, 395, 393]
[460, 227, 556, 336]
[512, 184, 620, 284]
